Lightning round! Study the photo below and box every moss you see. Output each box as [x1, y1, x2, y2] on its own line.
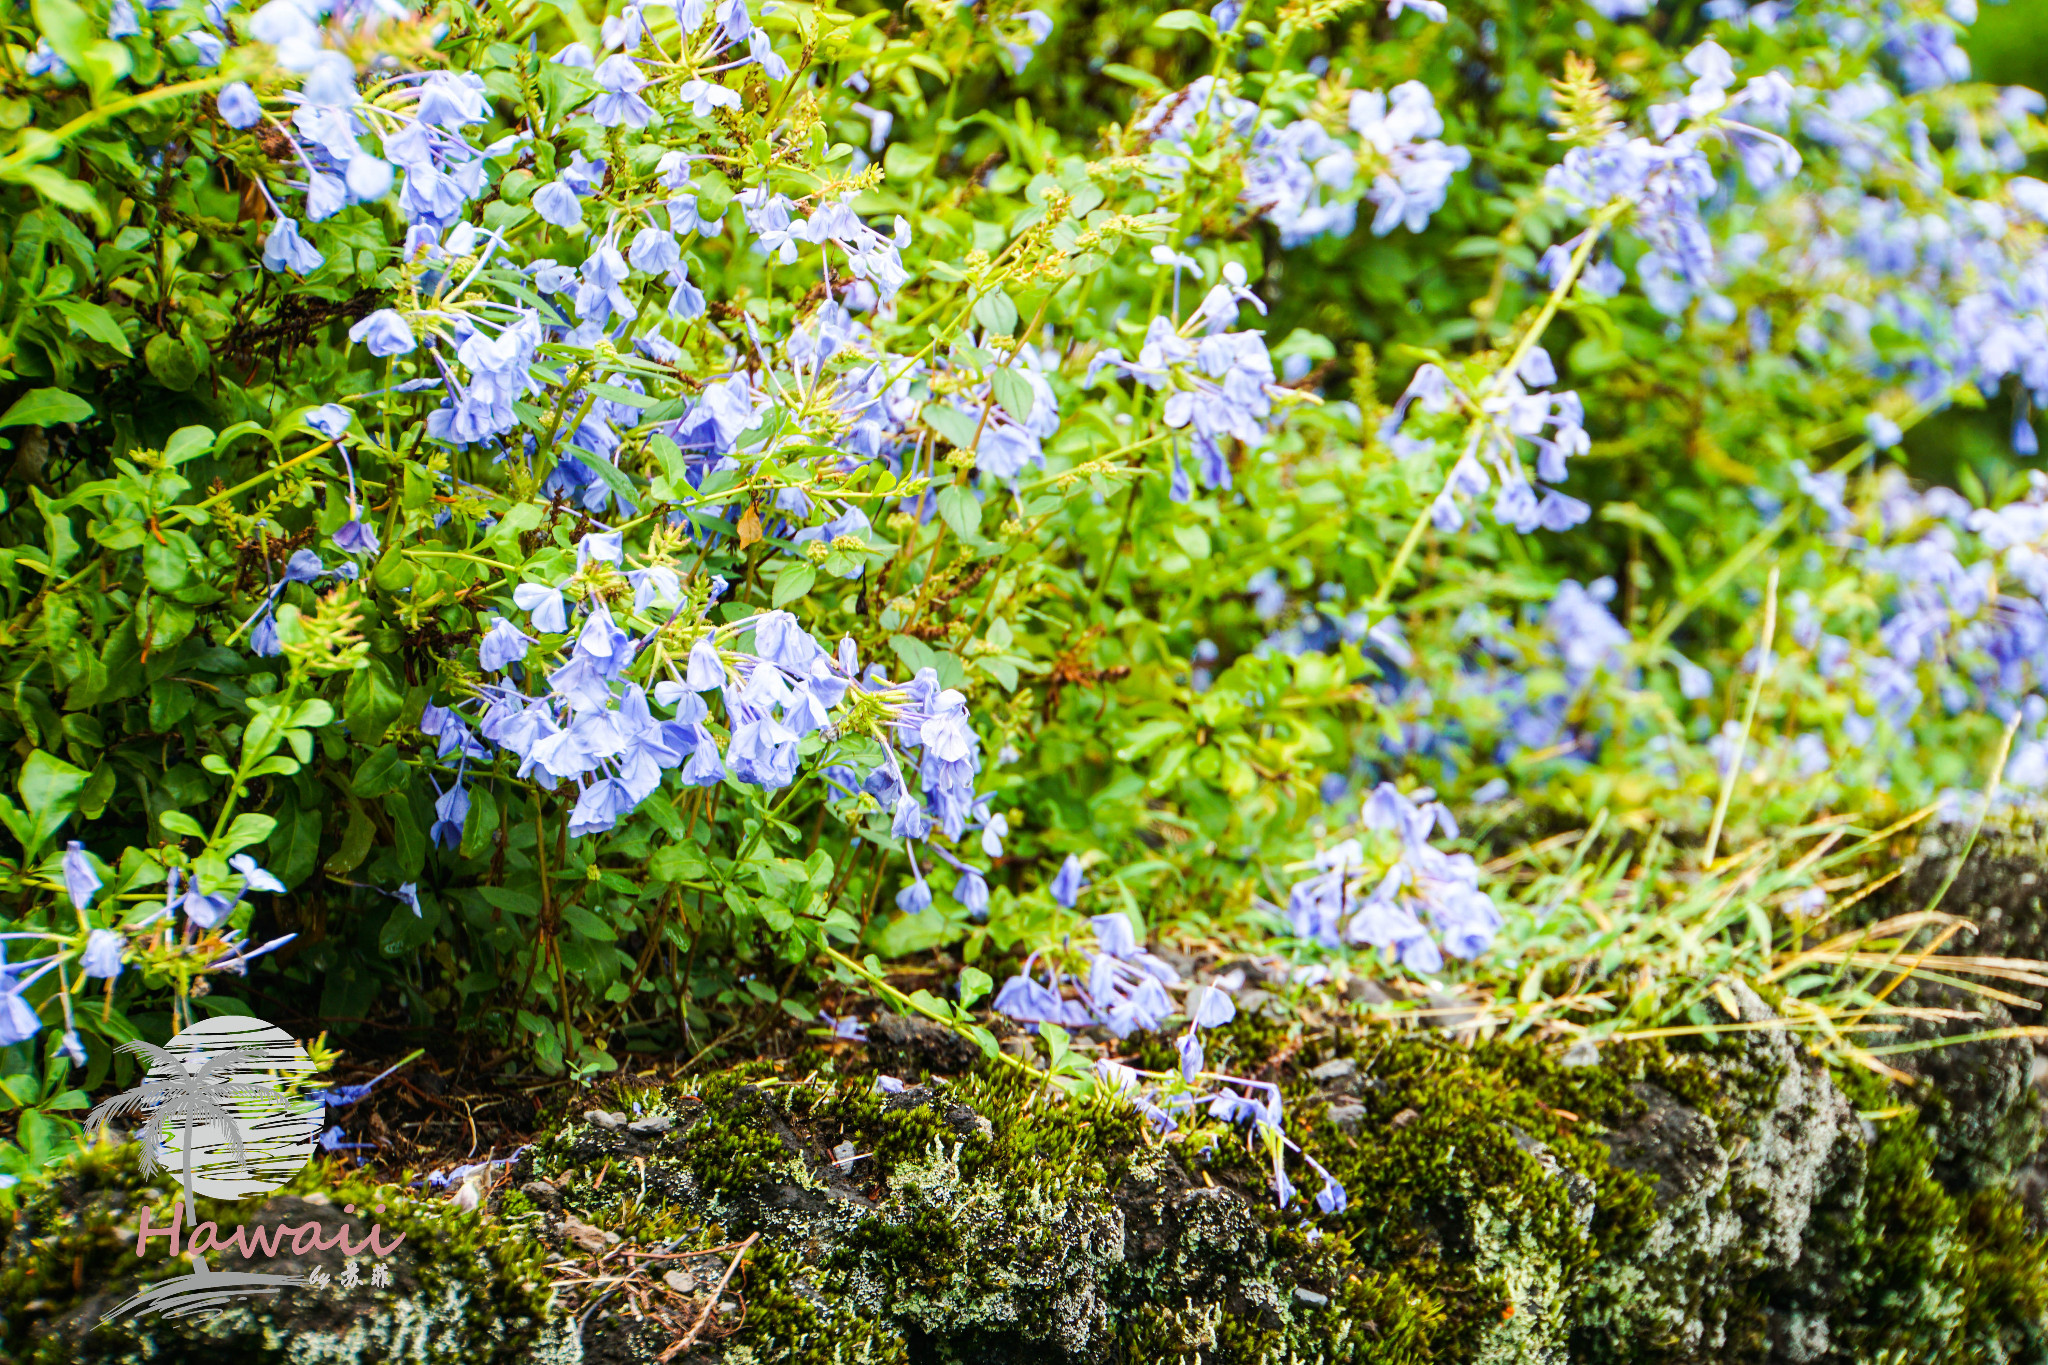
[1795, 1071, 2048, 1365]
[0, 1141, 563, 1365]
[13, 1006, 2040, 1365]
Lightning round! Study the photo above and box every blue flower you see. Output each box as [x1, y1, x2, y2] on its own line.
[262, 216, 325, 275]
[1315, 1176, 1347, 1214]
[80, 928, 124, 979]
[184, 29, 226, 66]
[182, 882, 236, 929]
[754, 611, 823, 670]
[304, 403, 353, 439]
[479, 616, 533, 671]
[533, 179, 584, 228]
[284, 549, 327, 583]
[513, 583, 570, 633]
[0, 987, 40, 1046]
[896, 876, 933, 914]
[24, 40, 67, 78]
[685, 636, 728, 690]
[747, 29, 789, 81]
[231, 854, 286, 893]
[218, 80, 262, 128]
[681, 728, 726, 785]
[890, 794, 931, 839]
[1191, 984, 1237, 1028]
[955, 868, 989, 917]
[629, 227, 683, 277]
[820, 1008, 866, 1040]
[62, 841, 101, 910]
[348, 309, 416, 357]
[1049, 854, 1086, 908]
[589, 55, 659, 128]
[333, 519, 381, 555]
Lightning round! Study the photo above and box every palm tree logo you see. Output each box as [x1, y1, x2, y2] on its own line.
[84, 1017, 322, 1203]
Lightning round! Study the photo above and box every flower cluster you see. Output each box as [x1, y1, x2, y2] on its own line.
[1383, 345, 1594, 534]
[1277, 783, 1501, 975]
[462, 544, 994, 888]
[1137, 71, 1470, 249]
[991, 911, 1347, 1212]
[1087, 267, 1293, 496]
[0, 843, 295, 1053]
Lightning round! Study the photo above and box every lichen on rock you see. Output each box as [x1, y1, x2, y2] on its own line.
[6, 987, 2044, 1365]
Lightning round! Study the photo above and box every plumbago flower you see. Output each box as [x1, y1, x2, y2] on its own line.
[1132, 65, 1470, 249]
[1765, 467, 2048, 804]
[1085, 264, 1310, 496]
[0, 842, 298, 1053]
[1380, 344, 1594, 535]
[991, 912, 1347, 1210]
[1275, 783, 1501, 975]
[457, 533, 998, 890]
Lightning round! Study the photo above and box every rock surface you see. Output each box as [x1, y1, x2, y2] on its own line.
[8, 992, 2041, 1364]
[11, 827, 2048, 1364]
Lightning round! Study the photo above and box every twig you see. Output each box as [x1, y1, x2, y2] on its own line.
[659, 1232, 759, 1361]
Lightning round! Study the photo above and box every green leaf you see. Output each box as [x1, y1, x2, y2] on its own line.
[772, 561, 816, 607]
[1150, 7, 1214, 29]
[972, 289, 1020, 337]
[5, 164, 101, 222]
[1099, 62, 1166, 91]
[31, 488, 78, 569]
[49, 299, 131, 356]
[922, 402, 981, 449]
[144, 332, 200, 391]
[586, 382, 659, 408]
[537, 60, 600, 128]
[990, 367, 1035, 423]
[141, 534, 194, 592]
[159, 811, 205, 840]
[16, 749, 87, 855]
[691, 175, 733, 219]
[0, 389, 92, 429]
[560, 904, 618, 941]
[638, 791, 685, 838]
[30, 0, 94, 77]
[1041, 1022, 1071, 1069]
[165, 426, 215, 464]
[350, 745, 409, 798]
[343, 660, 405, 746]
[458, 784, 499, 860]
[882, 143, 934, 180]
[650, 843, 712, 883]
[488, 501, 546, 548]
[217, 813, 277, 856]
[937, 484, 983, 540]
[959, 966, 993, 1009]
[324, 804, 375, 875]
[577, 453, 643, 512]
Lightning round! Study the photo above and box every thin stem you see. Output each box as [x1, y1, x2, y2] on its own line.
[1702, 566, 1779, 869]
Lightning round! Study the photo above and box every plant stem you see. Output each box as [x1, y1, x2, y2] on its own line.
[1702, 567, 1778, 868]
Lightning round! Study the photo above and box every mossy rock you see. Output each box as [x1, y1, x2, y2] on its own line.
[5, 999, 2043, 1365]
[0, 1143, 567, 1364]
[516, 1001, 2044, 1364]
